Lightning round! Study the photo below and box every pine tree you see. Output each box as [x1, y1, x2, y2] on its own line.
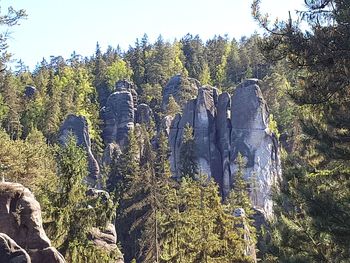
[179, 124, 198, 178]
[42, 134, 119, 262]
[227, 153, 252, 215]
[160, 176, 253, 263]
[165, 95, 181, 116]
[113, 129, 141, 262]
[253, 0, 350, 261]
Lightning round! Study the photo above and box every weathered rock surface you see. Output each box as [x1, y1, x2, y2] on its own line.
[115, 79, 138, 109]
[102, 89, 135, 148]
[58, 114, 100, 186]
[24, 86, 37, 99]
[167, 79, 281, 218]
[102, 142, 122, 165]
[135, 103, 154, 126]
[162, 74, 200, 110]
[0, 182, 65, 263]
[90, 223, 118, 250]
[0, 233, 31, 263]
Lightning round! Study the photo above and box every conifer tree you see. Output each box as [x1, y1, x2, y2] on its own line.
[165, 95, 181, 116]
[253, 0, 350, 261]
[42, 134, 118, 262]
[227, 153, 252, 215]
[179, 124, 198, 178]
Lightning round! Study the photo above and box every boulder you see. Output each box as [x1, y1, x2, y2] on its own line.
[0, 182, 65, 263]
[162, 74, 200, 110]
[58, 114, 100, 187]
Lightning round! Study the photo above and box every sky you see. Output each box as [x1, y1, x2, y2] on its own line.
[2, 0, 305, 70]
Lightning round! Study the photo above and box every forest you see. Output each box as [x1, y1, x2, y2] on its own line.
[0, 0, 349, 262]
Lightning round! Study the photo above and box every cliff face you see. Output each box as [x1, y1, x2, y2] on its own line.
[167, 79, 281, 218]
[0, 182, 65, 263]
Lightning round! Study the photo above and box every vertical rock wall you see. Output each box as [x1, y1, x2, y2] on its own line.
[167, 79, 281, 218]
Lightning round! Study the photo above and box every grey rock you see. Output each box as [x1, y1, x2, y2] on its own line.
[0, 233, 31, 263]
[24, 86, 37, 99]
[89, 223, 118, 249]
[193, 86, 222, 185]
[168, 79, 281, 219]
[102, 142, 122, 165]
[162, 74, 200, 110]
[135, 103, 153, 126]
[230, 80, 281, 218]
[28, 247, 65, 263]
[115, 80, 138, 109]
[58, 114, 100, 187]
[0, 182, 65, 263]
[102, 90, 135, 148]
[160, 115, 174, 137]
[216, 92, 232, 198]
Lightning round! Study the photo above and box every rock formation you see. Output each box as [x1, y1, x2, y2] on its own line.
[162, 74, 200, 110]
[0, 233, 31, 263]
[0, 182, 65, 263]
[135, 103, 153, 126]
[102, 87, 135, 148]
[24, 85, 37, 99]
[58, 114, 100, 187]
[166, 79, 281, 218]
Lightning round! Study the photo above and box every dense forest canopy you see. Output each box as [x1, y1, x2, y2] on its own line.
[0, 0, 349, 263]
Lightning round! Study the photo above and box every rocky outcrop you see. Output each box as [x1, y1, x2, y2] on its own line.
[0, 182, 65, 263]
[58, 114, 100, 187]
[229, 80, 281, 218]
[0, 233, 31, 263]
[102, 142, 122, 165]
[167, 79, 281, 218]
[115, 79, 138, 109]
[102, 89, 135, 148]
[162, 74, 200, 110]
[135, 103, 153, 126]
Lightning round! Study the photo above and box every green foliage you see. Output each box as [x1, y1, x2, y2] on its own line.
[165, 95, 181, 116]
[160, 176, 254, 263]
[254, 0, 350, 261]
[268, 114, 280, 139]
[105, 59, 133, 90]
[227, 153, 252, 215]
[179, 124, 198, 178]
[40, 135, 118, 262]
[0, 128, 56, 192]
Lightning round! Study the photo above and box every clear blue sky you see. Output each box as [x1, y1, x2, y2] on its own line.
[2, 0, 305, 69]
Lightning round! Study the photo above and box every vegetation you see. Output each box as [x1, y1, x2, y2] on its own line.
[0, 0, 349, 262]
